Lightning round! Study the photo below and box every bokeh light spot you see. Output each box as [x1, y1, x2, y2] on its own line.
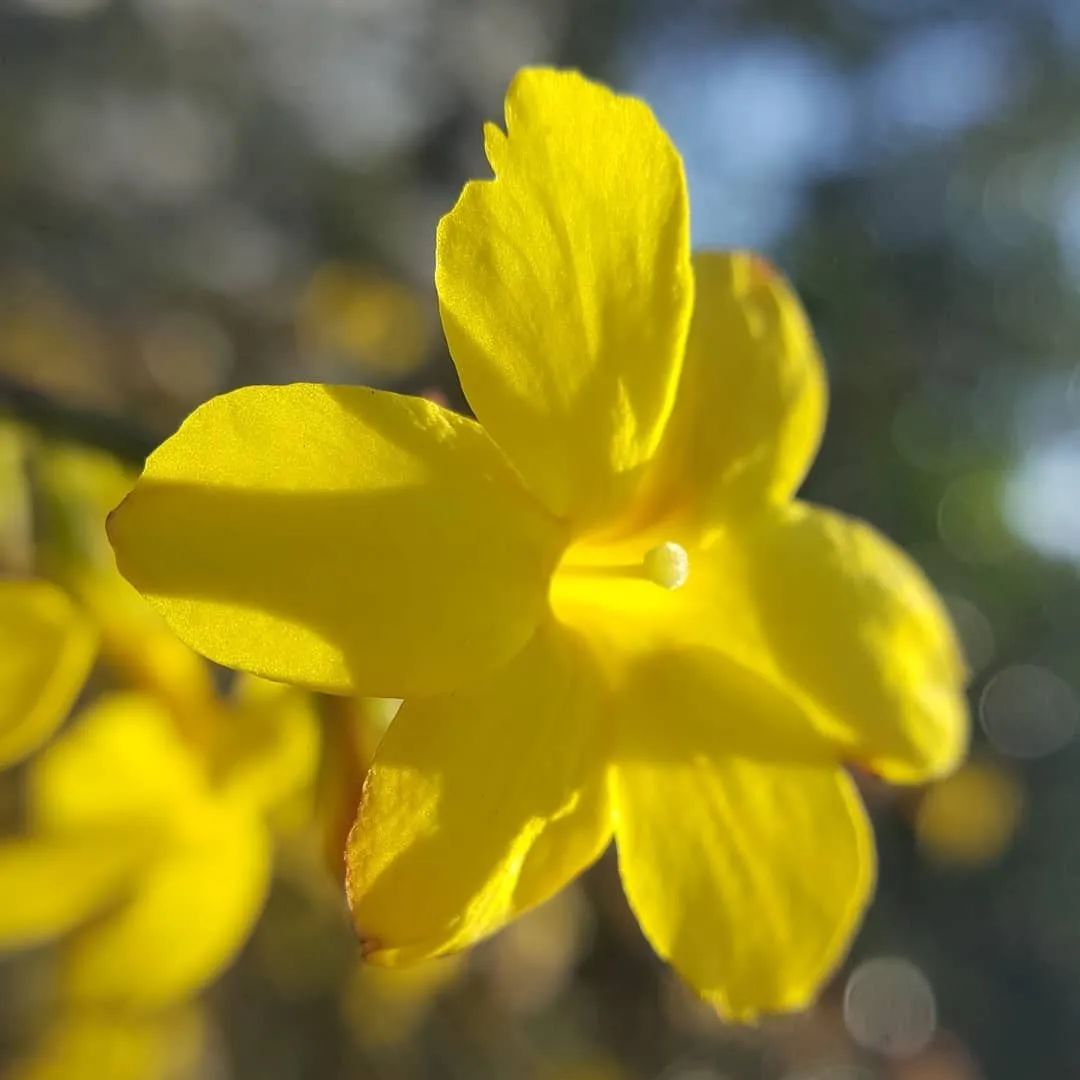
[843, 957, 936, 1058]
[916, 761, 1023, 867]
[1005, 435, 1080, 565]
[979, 664, 1078, 759]
[297, 263, 431, 378]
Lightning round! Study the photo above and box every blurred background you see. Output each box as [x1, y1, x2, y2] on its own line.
[1, 0, 1079, 1077]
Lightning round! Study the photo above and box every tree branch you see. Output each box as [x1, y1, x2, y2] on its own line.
[0, 376, 159, 464]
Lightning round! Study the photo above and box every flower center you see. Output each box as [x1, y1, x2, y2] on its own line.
[641, 541, 690, 590]
[549, 536, 692, 635]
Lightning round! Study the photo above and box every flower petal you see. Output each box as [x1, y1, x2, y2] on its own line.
[712, 503, 969, 783]
[611, 740, 873, 1019]
[59, 801, 271, 1007]
[346, 621, 611, 964]
[109, 384, 562, 697]
[0, 579, 95, 767]
[639, 252, 827, 526]
[0, 834, 149, 948]
[436, 67, 693, 525]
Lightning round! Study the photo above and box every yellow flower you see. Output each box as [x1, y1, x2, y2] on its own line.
[0, 680, 318, 1008]
[108, 68, 969, 1018]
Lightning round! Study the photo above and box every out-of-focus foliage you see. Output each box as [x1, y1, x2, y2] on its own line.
[1, 0, 1080, 1076]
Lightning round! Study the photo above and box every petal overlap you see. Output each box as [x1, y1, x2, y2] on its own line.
[634, 251, 827, 530]
[553, 503, 967, 784]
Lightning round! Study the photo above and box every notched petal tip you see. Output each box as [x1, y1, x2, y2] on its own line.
[502, 65, 588, 120]
[482, 122, 507, 174]
[436, 64, 693, 524]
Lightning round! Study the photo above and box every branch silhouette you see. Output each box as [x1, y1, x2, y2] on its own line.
[0, 377, 160, 465]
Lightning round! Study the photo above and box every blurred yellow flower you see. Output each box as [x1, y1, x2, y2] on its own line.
[9, 1004, 206, 1080]
[108, 67, 969, 1018]
[0, 680, 317, 1008]
[0, 438, 320, 1015]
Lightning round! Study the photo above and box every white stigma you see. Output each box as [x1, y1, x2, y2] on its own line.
[642, 541, 690, 590]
